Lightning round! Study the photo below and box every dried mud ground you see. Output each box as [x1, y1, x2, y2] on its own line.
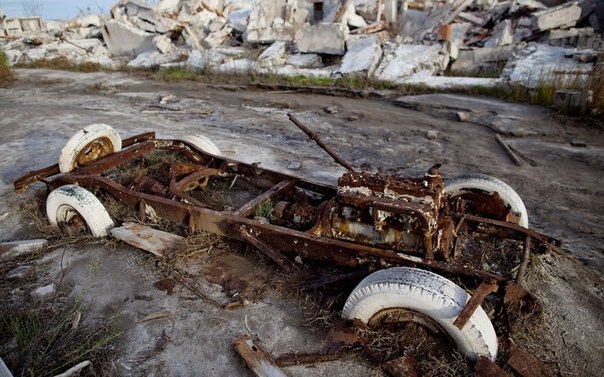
[0, 68, 603, 376]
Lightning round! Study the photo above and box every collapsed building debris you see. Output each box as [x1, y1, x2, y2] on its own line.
[0, 0, 602, 91]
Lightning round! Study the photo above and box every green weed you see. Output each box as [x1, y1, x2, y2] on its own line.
[0, 258, 121, 376]
[254, 200, 274, 220]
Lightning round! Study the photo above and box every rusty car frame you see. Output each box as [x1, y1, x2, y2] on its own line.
[14, 113, 559, 373]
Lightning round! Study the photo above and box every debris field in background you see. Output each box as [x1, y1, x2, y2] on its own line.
[0, 0, 602, 93]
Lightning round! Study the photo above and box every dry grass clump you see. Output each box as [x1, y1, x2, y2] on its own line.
[590, 63, 604, 112]
[0, 50, 15, 87]
[0, 256, 121, 377]
[15, 56, 102, 72]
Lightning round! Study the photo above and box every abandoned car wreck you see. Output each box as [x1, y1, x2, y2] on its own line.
[12, 113, 561, 375]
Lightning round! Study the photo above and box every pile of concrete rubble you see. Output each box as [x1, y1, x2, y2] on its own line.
[1, 0, 602, 89]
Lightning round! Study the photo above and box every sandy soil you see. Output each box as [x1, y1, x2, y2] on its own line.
[0, 69, 602, 376]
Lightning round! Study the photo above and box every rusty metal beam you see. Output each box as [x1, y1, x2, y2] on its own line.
[459, 214, 561, 247]
[454, 280, 500, 330]
[13, 164, 60, 193]
[235, 180, 295, 217]
[233, 335, 287, 377]
[75, 140, 157, 176]
[122, 132, 155, 147]
[288, 113, 356, 172]
[238, 226, 295, 271]
[515, 235, 531, 286]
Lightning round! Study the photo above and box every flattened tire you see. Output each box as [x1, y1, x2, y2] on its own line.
[342, 267, 498, 361]
[180, 135, 220, 156]
[59, 123, 122, 173]
[46, 185, 114, 237]
[446, 173, 529, 228]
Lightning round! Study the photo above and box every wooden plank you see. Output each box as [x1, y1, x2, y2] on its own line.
[233, 335, 288, 377]
[110, 222, 185, 257]
[495, 134, 523, 167]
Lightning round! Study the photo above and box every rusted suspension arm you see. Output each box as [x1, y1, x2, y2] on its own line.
[459, 214, 561, 248]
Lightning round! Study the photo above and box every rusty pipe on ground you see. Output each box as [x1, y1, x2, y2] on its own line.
[515, 235, 531, 285]
[288, 113, 356, 173]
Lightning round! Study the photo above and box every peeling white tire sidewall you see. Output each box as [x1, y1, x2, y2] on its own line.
[180, 135, 221, 156]
[445, 173, 529, 228]
[46, 185, 114, 238]
[59, 123, 122, 173]
[342, 267, 498, 361]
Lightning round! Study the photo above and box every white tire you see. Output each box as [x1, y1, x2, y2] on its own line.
[180, 135, 220, 156]
[46, 185, 114, 237]
[59, 123, 122, 173]
[446, 173, 529, 228]
[342, 267, 498, 361]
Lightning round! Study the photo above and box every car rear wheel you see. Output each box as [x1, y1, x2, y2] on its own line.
[342, 267, 498, 361]
[46, 185, 114, 237]
[446, 173, 528, 228]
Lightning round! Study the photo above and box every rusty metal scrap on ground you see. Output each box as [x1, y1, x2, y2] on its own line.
[13, 114, 562, 376]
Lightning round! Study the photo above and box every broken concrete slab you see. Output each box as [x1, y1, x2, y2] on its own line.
[268, 65, 333, 78]
[342, 1, 367, 29]
[398, 73, 502, 89]
[336, 34, 382, 77]
[227, 8, 252, 33]
[375, 43, 448, 82]
[245, 0, 303, 43]
[548, 27, 595, 48]
[127, 49, 187, 68]
[451, 45, 515, 74]
[1, 16, 44, 37]
[202, 26, 233, 48]
[484, 19, 513, 48]
[217, 58, 259, 74]
[502, 43, 594, 88]
[153, 34, 174, 54]
[286, 53, 322, 68]
[258, 41, 287, 68]
[0, 239, 48, 262]
[186, 49, 227, 70]
[531, 1, 582, 32]
[296, 23, 348, 55]
[101, 19, 155, 57]
[154, 0, 181, 14]
[245, 26, 296, 43]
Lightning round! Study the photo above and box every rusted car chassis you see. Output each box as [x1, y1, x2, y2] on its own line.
[14, 115, 559, 370]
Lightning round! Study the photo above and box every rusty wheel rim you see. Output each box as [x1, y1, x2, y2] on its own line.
[75, 137, 114, 167]
[56, 205, 88, 236]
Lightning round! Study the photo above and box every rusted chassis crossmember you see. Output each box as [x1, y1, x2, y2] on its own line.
[14, 131, 559, 329]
